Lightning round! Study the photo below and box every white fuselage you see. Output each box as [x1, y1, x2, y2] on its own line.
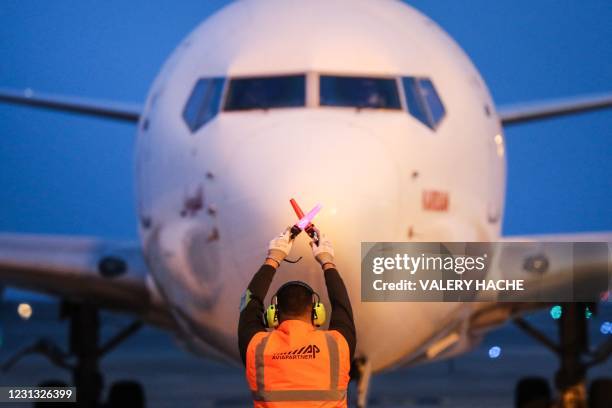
[134, 0, 505, 372]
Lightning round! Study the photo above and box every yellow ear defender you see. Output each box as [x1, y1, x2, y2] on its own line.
[263, 281, 326, 329]
[264, 303, 279, 329]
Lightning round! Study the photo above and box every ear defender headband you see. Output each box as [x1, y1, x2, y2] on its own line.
[263, 281, 326, 329]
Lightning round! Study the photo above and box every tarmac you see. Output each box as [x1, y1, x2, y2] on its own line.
[0, 300, 610, 407]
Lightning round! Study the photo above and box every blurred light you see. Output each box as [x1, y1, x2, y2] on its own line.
[17, 303, 32, 320]
[601, 322, 611, 335]
[601, 291, 610, 302]
[494, 134, 505, 157]
[584, 307, 592, 319]
[550, 305, 562, 320]
[488, 346, 501, 359]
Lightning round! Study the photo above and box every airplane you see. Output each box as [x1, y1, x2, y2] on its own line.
[1, 0, 611, 406]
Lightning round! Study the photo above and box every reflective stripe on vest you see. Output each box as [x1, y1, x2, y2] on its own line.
[252, 332, 346, 402]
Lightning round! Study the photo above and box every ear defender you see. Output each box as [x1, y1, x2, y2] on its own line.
[263, 281, 326, 329]
[263, 296, 279, 329]
[311, 293, 326, 327]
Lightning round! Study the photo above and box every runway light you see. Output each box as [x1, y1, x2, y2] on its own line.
[488, 346, 501, 359]
[550, 305, 562, 320]
[601, 322, 611, 335]
[17, 303, 32, 320]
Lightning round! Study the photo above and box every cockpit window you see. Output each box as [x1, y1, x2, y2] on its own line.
[223, 74, 306, 111]
[183, 77, 225, 133]
[402, 77, 446, 130]
[319, 75, 401, 109]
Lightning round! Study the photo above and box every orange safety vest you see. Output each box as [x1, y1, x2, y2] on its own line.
[246, 320, 350, 407]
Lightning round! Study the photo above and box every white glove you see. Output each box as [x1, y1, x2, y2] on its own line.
[267, 227, 293, 264]
[310, 233, 334, 267]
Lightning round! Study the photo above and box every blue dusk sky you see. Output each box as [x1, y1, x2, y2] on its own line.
[1, 0, 611, 241]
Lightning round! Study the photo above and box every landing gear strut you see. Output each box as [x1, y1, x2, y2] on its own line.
[63, 302, 104, 407]
[555, 302, 588, 407]
[514, 302, 612, 408]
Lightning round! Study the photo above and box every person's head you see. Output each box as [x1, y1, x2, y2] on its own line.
[276, 282, 314, 324]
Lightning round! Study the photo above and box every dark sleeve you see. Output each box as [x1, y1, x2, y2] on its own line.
[238, 264, 276, 365]
[324, 268, 356, 361]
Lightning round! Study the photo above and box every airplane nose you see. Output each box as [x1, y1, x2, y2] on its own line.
[219, 118, 401, 272]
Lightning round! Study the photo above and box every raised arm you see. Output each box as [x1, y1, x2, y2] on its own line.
[237, 228, 293, 365]
[311, 234, 356, 360]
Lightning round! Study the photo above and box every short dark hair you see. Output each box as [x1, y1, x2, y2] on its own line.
[277, 284, 313, 319]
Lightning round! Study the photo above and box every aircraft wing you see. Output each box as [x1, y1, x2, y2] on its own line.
[0, 233, 176, 330]
[498, 92, 612, 126]
[0, 87, 141, 123]
[469, 231, 611, 334]
[500, 231, 612, 242]
[3, 87, 611, 126]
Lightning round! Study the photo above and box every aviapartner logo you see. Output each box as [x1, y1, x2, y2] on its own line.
[272, 344, 320, 360]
